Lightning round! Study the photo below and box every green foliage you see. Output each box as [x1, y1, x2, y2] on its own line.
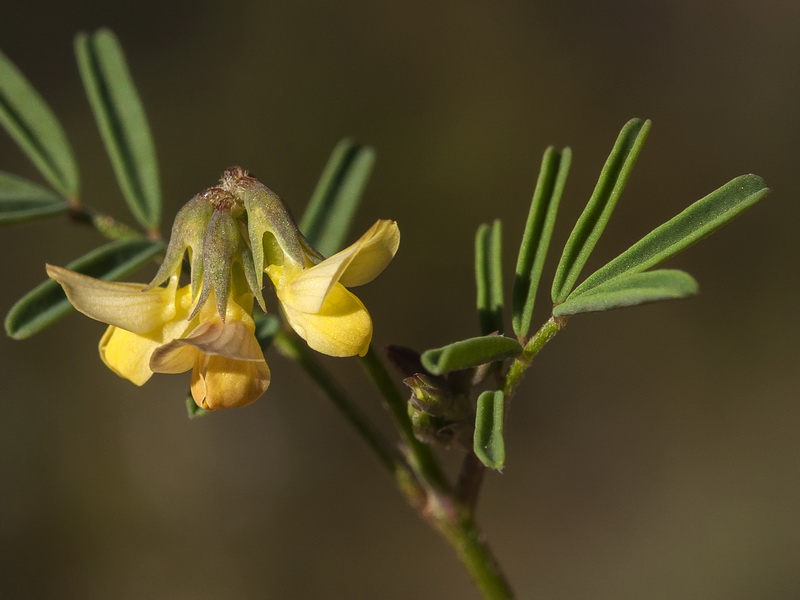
[300, 139, 375, 256]
[4, 239, 164, 339]
[553, 269, 698, 316]
[568, 175, 769, 297]
[421, 335, 522, 375]
[551, 119, 651, 303]
[475, 219, 504, 335]
[474, 390, 505, 471]
[0, 171, 68, 224]
[512, 146, 571, 338]
[75, 29, 161, 230]
[0, 49, 79, 198]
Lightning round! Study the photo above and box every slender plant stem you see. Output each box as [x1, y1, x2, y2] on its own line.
[273, 332, 406, 477]
[433, 511, 515, 600]
[279, 337, 515, 598]
[455, 451, 486, 509]
[503, 316, 567, 399]
[360, 346, 514, 599]
[360, 346, 451, 492]
[67, 202, 156, 241]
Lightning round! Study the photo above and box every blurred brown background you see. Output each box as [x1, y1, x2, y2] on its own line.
[2, 1, 799, 598]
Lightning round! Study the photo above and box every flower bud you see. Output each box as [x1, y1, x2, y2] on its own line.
[408, 405, 470, 449]
[403, 373, 453, 417]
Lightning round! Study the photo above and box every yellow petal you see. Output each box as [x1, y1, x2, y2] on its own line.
[150, 312, 264, 372]
[338, 219, 400, 287]
[190, 353, 271, 410]
[149, 340, 199, 374]
[280, 282, 372, 357]
[47, 265, 180, 334]
[99, 326, 161, 385]
[284, 220, 399, 313]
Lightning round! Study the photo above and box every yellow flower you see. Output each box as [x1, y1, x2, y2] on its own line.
[266, 220, 400, 357]
[45, 168, 398, 410]
[46, 265, 270, 410]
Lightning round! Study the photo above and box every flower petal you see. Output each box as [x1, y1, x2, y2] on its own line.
[154, 317, 263, 360]
[47, 265, 180, 334]
[149, 340, 199, 374]
[338, 219, 400, 287]
[190, 353, 271, 410]
[280, 282, 372, 357]
[99, 326, 160, 385]
[283, 220, 399, 314]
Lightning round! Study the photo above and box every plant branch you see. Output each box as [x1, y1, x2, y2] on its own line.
[278, 336, 515, 598]
[360, 346, 451, 492]
[432, 508, 515, 600]
[503, 316, 567, 399]
[68, 203, 150, 241]
[361, 346, 514, 599]
[274, 332, 410, 480]
[455, 451, 486, 509]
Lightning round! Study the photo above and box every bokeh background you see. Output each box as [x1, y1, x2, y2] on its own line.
[2, 1, 799, 598]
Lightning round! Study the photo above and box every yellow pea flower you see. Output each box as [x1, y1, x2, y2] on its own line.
[46, 265, 270, 410]
[266, 219, 400, 357]
[46, 167, 398, 410]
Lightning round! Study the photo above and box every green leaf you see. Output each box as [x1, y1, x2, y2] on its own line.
[512, 146, 571, 338]
[5, 238, 164, 339]
[186, 395, 211, 419]
[300, 138, 375, 255]
[553, 269, 698, 316]
[551, 119, 651, 303]
[474, 390, 505, 471]
[475, 219, 504, 335]
[0, 171, 68, 224]
[569, 175, 769, 297]
[421, 335, 522, 375]
[0, 49, 79, 198]
[75, 29, 161, 230]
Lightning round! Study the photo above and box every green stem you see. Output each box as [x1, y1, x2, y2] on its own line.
[455, 450, 486, 510]
[503, 316, 567, 399]
[274, 332, 407, 479]
[280, 338, 514, 598]
[360, 347, 513, 598]
[68, 204, 146, 241]
[433, 510, 515, 600]
[360, 346, 450, 492]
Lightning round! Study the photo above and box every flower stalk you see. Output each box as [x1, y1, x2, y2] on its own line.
[290, 337, 514, 599]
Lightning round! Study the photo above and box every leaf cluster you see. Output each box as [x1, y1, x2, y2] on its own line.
[416, 118, 768, 471]
[2, 29, 164, 338]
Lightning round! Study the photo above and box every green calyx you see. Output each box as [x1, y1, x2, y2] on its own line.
[229, 169, 308, 288]
[148, 167, 325, 321]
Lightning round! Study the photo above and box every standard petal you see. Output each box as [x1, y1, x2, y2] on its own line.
[338, 220, 400, 287]
[47, 265, 179, 334]
[281, 282, 372, 357]
[191, 354, 271, 410]
[283, 220, 399, 314]
[100, 326, 160, 385]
